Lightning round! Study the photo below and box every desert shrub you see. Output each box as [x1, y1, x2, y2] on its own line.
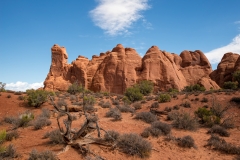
[122, 96, 132, 105]
[124, 87, 143, 102]
[56, 98, 67, 108]
[83, 105, 95, 112]
[141, 128, 151, 138]
[158, 94, 171, 103]
[164, 107, 172, 112]
[117, 133, 152, 158]
[83, 96, 95, 105]
[134, 112, 158, 123]
[183, 84, 206, 92]
[106, 108, 122, 121]
[178, 135, 195, 148]
[173, 105, 179, 110]
[207, 125, 230, 137]
[223, 81, 238, 90]
[182, 100, 191, 108]
[3, 116, 17, 124]
[5, 130, 19, 141]
[72, 101, 83, 106]
[0, 82, 6, 92]
[172, 111, 198, 131]
[39, 108, 51, 119]
[195, 107, 221, 127]
[70, 95, 77, 101]
[210, 101, 227, 118]
[14, 111, 34, 128]
[0, 130, 6, 143]
[28, 149, 57, 160]
[195, 97, 199, 101]
[151, 102, 159, 108]
[132, 102, 142, 110]
[26, 89, 53, 108]
[45, 129, 65, 144]
[221, 117, 235, 129]
[0, 144, 18, 159]
[101, 101, 111, 108]
[151, 121, 171, 135]
[168, 88, 179, 93]
[201, 97, 208, 103]
[137, 80, 154, 96]
[6, 94, 11, 98]
[112, 99, 120, 105]
[18, 95, 25, 100]
[233, 70, 240, 87]
[207, 135, 240, 155]
[117, 105, 135, 113]
[230, 97, 240, 104]
[104, 130, 120, 142]
[67, 82, 84, 95]
[98, 100, 104, 106]
[33, 117, 51, 130]
[102, 91, 109, 96]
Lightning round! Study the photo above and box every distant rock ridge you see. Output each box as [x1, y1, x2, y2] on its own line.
[44, 44, 232, 94]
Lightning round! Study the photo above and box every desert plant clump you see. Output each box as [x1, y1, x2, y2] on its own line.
[181, 100, 191, 108]
[33, 117, 51, 130]
[13, 111, 34, 128]
[158, 94, 171, 103]
[112, 99, 120, 105]
[101, 101, 111, 108]
[201, 97, 208, 103]
[230, 97, 240, 104]
[57, 99, 67, 108]
[5, 130, 19, 141]
[177, 135, 196, 148]
[171, 111, 198, 131]
[26, 89, 53, 108]
[83, 105, 96, 112]
[137, 80, 154, 96]
[207, 125, 230, 137]
[83, 96, 96, 105]
[206, 135, 240, 155]
[233, 70, 240, 87]
[223, 81, 238, 90]
[173, 105, 179, 110]
[182, 84, 206, 92]
[134, 112, 158, 123]
[164, 107, 172, 112]
[151, 102, 159, 108]
[117, 105, 135, 113]
[67, 81, 84, 95]
[221, 117, 235, 129]
[117, 133, 152, 158]
[124, 86, 143, 102]
[0, 144, 18, 159]
[132, 102, 142, 110]
[28, 149, 57, 160]
[0, 130, 6, 143]
[105, 108, 122, 121]
[151, 121, 171, 135]
[104, 130, 120, 142]
[6, 94, 11, 98]
[39, 108, 51, 119]
[44, 129, 65, 144]
[0, 82, 6, 92]
[195, 107, 219, 126]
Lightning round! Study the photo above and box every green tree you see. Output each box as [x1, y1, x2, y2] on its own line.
[137, 80, 154, 96]
[233, 70, 240, 87]
[124, 87, 143, 102]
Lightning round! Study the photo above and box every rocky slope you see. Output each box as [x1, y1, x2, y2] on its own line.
[44, 44, 228, 93]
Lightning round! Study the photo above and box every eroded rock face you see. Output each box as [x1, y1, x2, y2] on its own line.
[210, 52, 240, 87]
[44, 44, 221, 93]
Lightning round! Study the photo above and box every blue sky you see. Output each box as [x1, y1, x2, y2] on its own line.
[1, 0, 240, 91]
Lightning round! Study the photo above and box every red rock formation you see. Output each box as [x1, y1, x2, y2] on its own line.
[210, 52, 240, 87]
[44, 44, 220, 93]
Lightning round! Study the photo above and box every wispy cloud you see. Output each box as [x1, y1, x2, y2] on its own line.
[6, 81, 43, 91]
[89, 0, 150, 36]
[234, 21, 240, 24]
[205, 34, 240, 64]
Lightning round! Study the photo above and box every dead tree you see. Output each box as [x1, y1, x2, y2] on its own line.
[48, 94, 113, 158]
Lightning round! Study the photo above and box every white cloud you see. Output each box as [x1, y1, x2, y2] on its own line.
[6, 81, 44, 91]
[205, 34, 240, 64]
[234, 21, 240, 24]
[89, 0, 150, 36]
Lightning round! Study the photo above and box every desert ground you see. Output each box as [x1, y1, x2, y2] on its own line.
[0, 90, 240, 160]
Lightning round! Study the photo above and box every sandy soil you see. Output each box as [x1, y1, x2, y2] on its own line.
[0, 91, 240, 160]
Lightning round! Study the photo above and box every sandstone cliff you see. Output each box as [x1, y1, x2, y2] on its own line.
[44, 44, 220, 94]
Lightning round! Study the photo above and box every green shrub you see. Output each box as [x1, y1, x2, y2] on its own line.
[178, 135, 195, 148]
[67, 81, 84, 95]
[137, 80, 154, 96]
[134, 112, 158, 123]
[207, 125, 230, 137]
[172, 111, 198, 131]
[14, 112, 34, 128]
[223, 81, 238, 90]
[117, 133, 152, 158]
[233, 70, 240, 87]
[29, 149, 57, 160]
[26, 89, 52, 108]
[124, 87, 143, 102]
[0, 130, 6, 143]
[195, 107, 220, 127]
[0, 82, 6, 92]
[158, 94, 171, 103]
[83, 96, 95, 105]
[183, 84, 206, 92]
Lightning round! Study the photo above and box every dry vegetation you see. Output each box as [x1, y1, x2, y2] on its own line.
[0, 83, 240, 159]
